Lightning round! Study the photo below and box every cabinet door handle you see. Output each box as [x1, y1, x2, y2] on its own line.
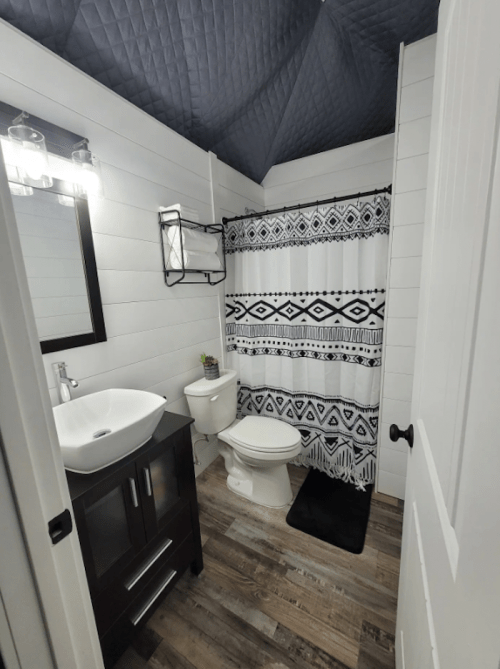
[124, 536, 173, 591]
[143, 467, 153, 497]
[130, 569, 177, 626]
[129, 478, 139, 508]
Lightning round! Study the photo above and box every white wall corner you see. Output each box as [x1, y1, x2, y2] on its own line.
[208, 151, 227, 372]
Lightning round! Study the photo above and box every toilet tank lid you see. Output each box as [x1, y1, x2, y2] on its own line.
[185, 369, 237, 397]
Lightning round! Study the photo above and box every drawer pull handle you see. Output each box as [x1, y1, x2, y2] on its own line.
[124, 537, 173, 591]
[130, 569, 177, 626]
[129, 478, 139, 508]
[143, 467, 153, 497]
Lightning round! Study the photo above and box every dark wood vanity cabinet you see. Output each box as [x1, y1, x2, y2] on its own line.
[66, 412, 203, 667]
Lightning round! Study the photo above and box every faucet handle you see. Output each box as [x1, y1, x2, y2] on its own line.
[52, 361, 66, 373]
[52, 362, 70, 382]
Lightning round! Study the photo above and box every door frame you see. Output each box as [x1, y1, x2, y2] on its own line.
[395, 0, 500, 665]
[0, 143, 103, 668]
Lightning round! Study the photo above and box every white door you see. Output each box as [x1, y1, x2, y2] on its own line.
[0, 144, 104, 667]
[396, 0, 500, 667]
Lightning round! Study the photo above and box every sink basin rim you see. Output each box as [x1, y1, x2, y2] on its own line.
[53, 388, 167, 474]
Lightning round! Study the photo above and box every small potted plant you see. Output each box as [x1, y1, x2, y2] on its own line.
[200, 353, 220, 380]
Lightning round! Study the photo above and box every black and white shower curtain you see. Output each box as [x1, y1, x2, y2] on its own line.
[225, 198, 390, 488]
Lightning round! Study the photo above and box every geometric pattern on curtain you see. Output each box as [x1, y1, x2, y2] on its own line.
[239, 384, 379, 484]
[225, 198, 390, 489]
[226, 198, 390, 253]
[226, 291, 385, 367]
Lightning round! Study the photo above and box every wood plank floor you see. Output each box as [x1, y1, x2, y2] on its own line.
[113, 457, 404, 669]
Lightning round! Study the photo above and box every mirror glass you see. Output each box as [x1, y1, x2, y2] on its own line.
[11, 186, 93, 342]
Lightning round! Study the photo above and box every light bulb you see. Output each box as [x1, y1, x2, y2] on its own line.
[72, 148, 103, 199]
[79, 166, 100, 195]
[21, 144, 45, 180]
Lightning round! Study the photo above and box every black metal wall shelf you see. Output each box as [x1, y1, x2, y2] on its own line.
[159, 210, 226, 287]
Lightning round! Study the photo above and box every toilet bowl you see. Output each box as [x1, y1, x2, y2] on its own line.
[184, 370, 301, 507]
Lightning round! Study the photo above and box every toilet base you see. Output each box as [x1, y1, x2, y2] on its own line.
[219, 442, 294, 508]
[226, 468, 293, 508]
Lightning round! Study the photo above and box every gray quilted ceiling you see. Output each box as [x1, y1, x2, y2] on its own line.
[0, 0, 439, 183]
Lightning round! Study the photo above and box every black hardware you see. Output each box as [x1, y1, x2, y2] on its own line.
[390, 423, 414, 449]
[48, 509, 73, 545]
[221, 185, 392, 224]
[159, 209, 226, 287]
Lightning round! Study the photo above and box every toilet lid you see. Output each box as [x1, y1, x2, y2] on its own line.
[229, 416, 301, 452]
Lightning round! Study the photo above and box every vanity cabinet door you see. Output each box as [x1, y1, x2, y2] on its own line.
[136, 430, 190, 542]
[73, 462, 146, 594]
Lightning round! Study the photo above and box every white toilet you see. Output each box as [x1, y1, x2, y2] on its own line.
[185, 369, 302, 507]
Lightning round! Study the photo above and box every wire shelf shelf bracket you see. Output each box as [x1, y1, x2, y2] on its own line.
[159, 210, 226, 287]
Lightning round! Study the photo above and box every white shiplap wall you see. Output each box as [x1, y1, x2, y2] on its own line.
[377, 35, 437, 500]
[262, 134, 394, 207]
[0, 21, 263, 480]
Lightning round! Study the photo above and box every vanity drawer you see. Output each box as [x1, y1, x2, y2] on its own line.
[93, 502, 192, 635]
[100, 532, 195, 668]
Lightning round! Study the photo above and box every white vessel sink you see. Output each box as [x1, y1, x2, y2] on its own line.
[53, 388, 167, 474]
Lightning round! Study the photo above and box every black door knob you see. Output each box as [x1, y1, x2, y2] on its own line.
[389, 423, 414, 449]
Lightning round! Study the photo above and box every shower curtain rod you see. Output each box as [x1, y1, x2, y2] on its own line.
[222, 184, 392, 224]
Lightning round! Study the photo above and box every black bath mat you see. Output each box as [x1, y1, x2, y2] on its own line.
[286, 468, 373, 554]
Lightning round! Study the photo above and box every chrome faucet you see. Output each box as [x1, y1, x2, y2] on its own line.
[52, 362, 79, 403]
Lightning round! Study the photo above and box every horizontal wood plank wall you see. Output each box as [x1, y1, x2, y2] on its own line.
[378, 34, 437, 500]
[262, 134, 395, 208]
[0, 22, 264, 431]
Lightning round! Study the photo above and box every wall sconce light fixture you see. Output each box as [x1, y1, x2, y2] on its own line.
[57, 194, 75, 207]
[8, 180, 34, 197]
[71, 139, 103, 199]
[8, 111, 53, 189]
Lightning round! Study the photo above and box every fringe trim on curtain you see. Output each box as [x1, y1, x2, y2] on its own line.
[237, 384, 378, 488]
[290, 454, 373, 492]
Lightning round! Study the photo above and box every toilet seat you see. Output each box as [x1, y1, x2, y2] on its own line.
[229, 416, 301, 453]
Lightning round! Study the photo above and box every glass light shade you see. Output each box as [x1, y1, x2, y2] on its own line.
[7, 124, 53, 188]
[9, 181, 33, 197]
[71, 149, 104, 199]
[57, 194, 75, 207]
[5, 163, 33, 196]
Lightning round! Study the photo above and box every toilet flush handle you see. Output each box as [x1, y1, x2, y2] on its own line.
[210, 395, 219, 402]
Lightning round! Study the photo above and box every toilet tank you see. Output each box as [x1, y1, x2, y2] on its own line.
[184, 369, 238, 434]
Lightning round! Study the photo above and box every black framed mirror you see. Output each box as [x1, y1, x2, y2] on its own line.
[9, 176, 107, 353]
[0, 100, 107, 354]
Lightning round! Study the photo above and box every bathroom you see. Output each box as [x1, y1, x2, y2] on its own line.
[1, 1, 500, 669]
